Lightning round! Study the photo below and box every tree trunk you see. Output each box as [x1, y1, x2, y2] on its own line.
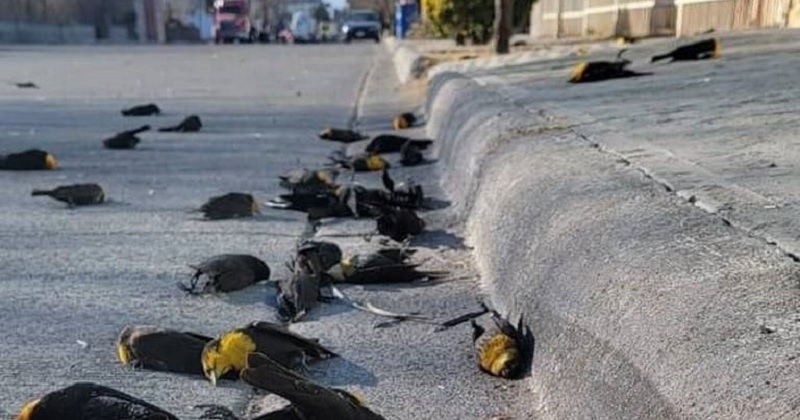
[493, 0, 514, 54]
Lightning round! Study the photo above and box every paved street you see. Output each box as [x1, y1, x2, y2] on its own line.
[0, 44, 532, 419]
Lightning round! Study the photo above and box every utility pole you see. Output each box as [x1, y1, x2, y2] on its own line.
[493, 0, 514, 54]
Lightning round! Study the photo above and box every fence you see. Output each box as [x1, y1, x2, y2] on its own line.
[530, 0, 798, 38]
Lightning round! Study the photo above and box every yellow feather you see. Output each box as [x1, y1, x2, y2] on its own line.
[44, 153, 57, 170]
[712, 38, 722, 58]
[366, 155, 387, 171]
[340, 256, 354, 277]
[479, 334, 519, 377]
[116, 342, 131, 366]
[16, 399, 39, 420]
[393, 116, 409, 130]
[202, 331, 256, 381]
[570, 62, 588, 82]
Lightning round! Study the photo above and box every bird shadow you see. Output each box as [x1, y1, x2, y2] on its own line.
[411, 229, 467, 250]
[515, 324, 536, 380]
[313, 355, 379, 387]
[421, 197, 451, 211]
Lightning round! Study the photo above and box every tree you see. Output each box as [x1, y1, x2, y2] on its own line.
[313, 3, 330, 22]
[493, 0, 513, 53]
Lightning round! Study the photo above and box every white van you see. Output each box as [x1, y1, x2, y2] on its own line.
[290, 11, 317, 43]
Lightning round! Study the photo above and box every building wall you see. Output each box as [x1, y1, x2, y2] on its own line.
[531, 0, 792, 38]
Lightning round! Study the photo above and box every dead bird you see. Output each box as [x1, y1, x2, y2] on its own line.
[15, 382, 178, 420]
[14, 82, 38, 89]
[400, 141, 424, 167]
[392, 112, 417, 130]
[159, 115, 202, 132]
[179, 254, 271, 294]
[0, 149, 57, 171]
[372, 205, 425, 243]
[201, 321, 336, 386]
[276, 252, 330, 323]
[31, 183, 105, 207]
[615, 35, 639, 46]
[364, 134, 433, 154]
[279, 167, 340, 194]
[569, 50, 651, 84]
[318, 127, 368, 143]
[121, 103, 161, 117]
[116, 325, 236, 378]
[472, 308, 527, 379]
[651, 38, 721, 63]
[380, 169, 425, 209]
[297, 239, 343, 273]
[103, 125, 150, 150]
[328, 251, 445, 285]
[200, 192, 259, 220]
[328, 150, 390, 172]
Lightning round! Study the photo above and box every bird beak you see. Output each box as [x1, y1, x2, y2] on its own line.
[209, 372, 217, 387]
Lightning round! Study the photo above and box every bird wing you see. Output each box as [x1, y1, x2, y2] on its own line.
[248, 321, 336, 359]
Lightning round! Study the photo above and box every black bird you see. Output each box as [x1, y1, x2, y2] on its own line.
[276, 252, 328, 323]
[15, 82, 39, 89]
[121, 103, 161, 117]
[328, 250, 445, 284]
[364, 134, 433, 154]
[179, 254, 271, 294]
[103, 125, 150, 150]
[297, 240, 343, 273]
[200, 192, 259, 220]
[158, 115, 202, 132]
[279, 168, 339, 194]
[472, 308, 528, 379]
[0, 149, 57, 171]
[242, 352, 386, 420]
[328, 150, 389, 172]
[392, 112, 417, 130]
[31, 183, 105, 207]
[569, 50, 650, 84]
[318, 127, 367, 143]
[15, 382, 178, 420]
[267, 190, 352, 218]
[400, 141, 424, 166]
[651, 38, 721, 63]
[380, 169, 425, 209]
[373, 206, 425, 242]
[116, 325, 237, 378]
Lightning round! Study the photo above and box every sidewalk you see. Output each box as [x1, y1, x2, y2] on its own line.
[390, 29, 800, 419]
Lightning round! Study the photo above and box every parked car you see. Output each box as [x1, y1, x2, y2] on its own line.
[214, 0, 256, 43]
[341, 9, 381, 43]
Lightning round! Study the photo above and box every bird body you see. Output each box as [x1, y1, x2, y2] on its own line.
[329, 151, 389, 172]
[241, 352, 386, 420]
[392, 112, 417, 130]
[279, 168, 339, 194]
[277, 253, 325, 323]
[116, 325, 228, 377]
[0, 149, 57, 171]
[31, 183, 105, 207]
[651, 38, 720, 63]
[318, 128, 367, 143]
[201, 321, 336, 385]
[375, 206, 425, 242]
[472, 310, 524, 379]
[330, 252, 444, 284]
[15, 382, 178, 420]
[159, 115, 202, 132]
[200, 192, 258, 220]
[297, 240, 343, 272]
[570, 50, 650, 83]
[180, 254, 271, 294]
[364, 135, 432, 154]
[122, 103, 161, 116]
[104, 125, 150, 150]
[400, 141, 423, 166]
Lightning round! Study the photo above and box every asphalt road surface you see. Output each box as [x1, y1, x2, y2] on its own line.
[0, 44, 532, 419]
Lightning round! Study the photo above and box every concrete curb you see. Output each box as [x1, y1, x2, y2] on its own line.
[423, 72, 800, 419]
[383, 36, 426, 84]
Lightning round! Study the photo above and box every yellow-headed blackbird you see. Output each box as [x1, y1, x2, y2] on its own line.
[328, 248, 444, 284]
[329, 150, 390, 172]
[569, 50, 650, 84]
[31, 183, 105, 207]
[615, 36, 639, 46]
[276, 253, 326, 323]
[372, 206, 425, 243]
[0, 149, 57, 171]
[200, 192, 259, 220]
[279, 168, 340, 194]
[15, 382, 178, 420]
[241, 352, 386, 420]
[179, 254, 271, 294]
[103, 125, 150, 149]
[651, 38, 720, 63]
[297, 240, 343, 272]
[201, 321, 336, 386]
[267, 190, 352, 218]
[158, 115, 202, 133]
[15, 82, 38, 89]
[400, 141, 423, 167]
[472, 309, 525, 379]
[392, 112, 417, 130]
[364, 134, 432, 154]
[318, 128, 368, 143]
[380, 169, 425, 209]
[122, 103, 161, 117]
[117, 325, 238, 377]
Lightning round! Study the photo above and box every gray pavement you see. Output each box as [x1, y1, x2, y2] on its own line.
[0, 43, 532, 420]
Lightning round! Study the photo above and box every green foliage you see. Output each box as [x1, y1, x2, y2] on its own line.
[424, 0, 493, 44]
[313, 4, 331, 22]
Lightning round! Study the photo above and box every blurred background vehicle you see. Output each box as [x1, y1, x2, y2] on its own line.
[341, 8, 381, 43]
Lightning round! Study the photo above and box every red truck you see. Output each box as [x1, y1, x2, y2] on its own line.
[214, 0, 257, 43]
